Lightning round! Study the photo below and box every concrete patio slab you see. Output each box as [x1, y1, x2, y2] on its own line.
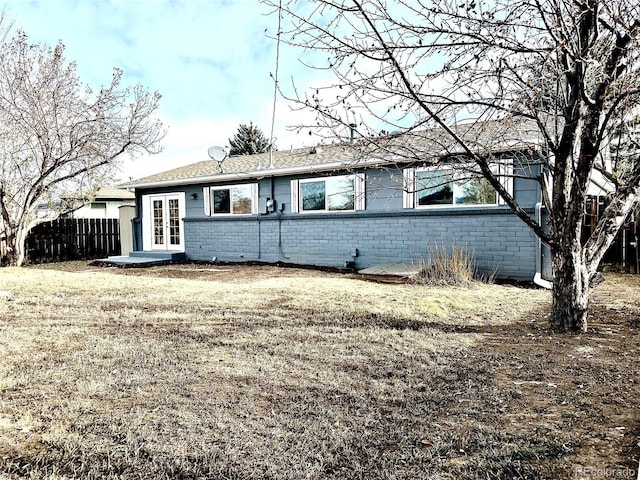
[358, 262, 422, 282]
[92, 256, 173, 267]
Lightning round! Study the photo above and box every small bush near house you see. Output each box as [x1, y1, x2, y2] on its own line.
[413, 241, 478, 286]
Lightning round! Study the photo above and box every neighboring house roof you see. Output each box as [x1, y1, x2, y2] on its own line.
[93, 185, 135, 201]
[124, 118, 545, 189]
[62, 185, 135, 202]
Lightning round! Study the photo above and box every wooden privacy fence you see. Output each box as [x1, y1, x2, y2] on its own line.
[26, 218, 121, 264]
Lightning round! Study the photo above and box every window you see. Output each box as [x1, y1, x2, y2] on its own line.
[203, 183, 258, 215]
[291, 174, 365, 213]
[90, 202, 107, 218]
[403, 163, 512, 208]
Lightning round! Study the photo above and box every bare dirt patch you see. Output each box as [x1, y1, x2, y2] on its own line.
[0, 262, 638, 479]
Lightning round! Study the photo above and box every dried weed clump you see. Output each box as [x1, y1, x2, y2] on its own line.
[412, 242, 481, 286]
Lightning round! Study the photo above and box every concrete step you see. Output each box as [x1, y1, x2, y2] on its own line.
[358, 262, 422, 283]
[128, 251, 186, 261]
[93, 250, 186, 267]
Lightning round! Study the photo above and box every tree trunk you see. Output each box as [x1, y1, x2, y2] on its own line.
[550, 242, 590, 333]
[2, 227, 27, 266]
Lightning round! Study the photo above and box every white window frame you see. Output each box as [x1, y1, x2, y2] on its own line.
[202, 183, 258, 216]
[404, 161, 513, 209]
[290, 174, 365, 213]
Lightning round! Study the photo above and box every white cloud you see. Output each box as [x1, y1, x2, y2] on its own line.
[118, 99, 324, 182]
[5, 0, 345, 181]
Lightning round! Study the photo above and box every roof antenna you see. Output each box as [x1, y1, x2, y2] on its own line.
[268, 0, 283, 169]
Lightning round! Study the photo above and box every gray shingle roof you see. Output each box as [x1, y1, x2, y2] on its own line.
[62, 185, 135, 200]
[94, 185, 135, 200]
[125, 142, 358, 187]
[124, 118, 543, 188]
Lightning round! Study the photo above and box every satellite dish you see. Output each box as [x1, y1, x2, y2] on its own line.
[207, 146, 227, 162]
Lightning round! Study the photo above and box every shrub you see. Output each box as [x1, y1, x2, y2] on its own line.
[413, 242, 478, 286]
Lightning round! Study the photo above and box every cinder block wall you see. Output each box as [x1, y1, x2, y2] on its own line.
[184, 208, 537, 280]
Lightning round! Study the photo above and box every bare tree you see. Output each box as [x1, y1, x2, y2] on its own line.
[264, 0, 640, 332]
[0, 31, 164, 266]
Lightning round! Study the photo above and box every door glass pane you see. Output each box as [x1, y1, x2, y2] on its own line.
[153, 199, 164, 245]
[168, 198, 180, 245]
[301, 181, 325, 211]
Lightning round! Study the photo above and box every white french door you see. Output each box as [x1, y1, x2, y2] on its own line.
[143, 193, 185, 251]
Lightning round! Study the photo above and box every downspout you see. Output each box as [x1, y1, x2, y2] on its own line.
[270, 177, 275, 208]
[277, 210, 290, 260]
[132, 191, 143, 252]
[275, 178, 289, 260]
[256, 213, 261, 260]
[256, 177, 276, 261]
[635, 231, 640, 275]
[634, 212, 639, 274]
[623, 227, 627, 270]
[533, 201, 553, 289]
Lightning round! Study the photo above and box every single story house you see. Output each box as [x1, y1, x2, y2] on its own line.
[123, 120, 553, 283]
[62, 185, 135, 219]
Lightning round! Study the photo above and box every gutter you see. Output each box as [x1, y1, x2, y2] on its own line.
[533, 201, 552, 289]
[533, 273, 552, 290]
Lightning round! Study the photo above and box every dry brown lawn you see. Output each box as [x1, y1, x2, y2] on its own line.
[0, 261, 638, 479]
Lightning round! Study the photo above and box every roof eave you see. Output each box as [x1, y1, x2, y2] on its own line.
[125, 158, 391, 189]
[125, 140, 546, 190]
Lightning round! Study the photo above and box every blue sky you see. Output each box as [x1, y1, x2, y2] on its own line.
[4, 0, 324, 181]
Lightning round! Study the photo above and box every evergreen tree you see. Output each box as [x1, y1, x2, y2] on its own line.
[228, 122, 271, 156]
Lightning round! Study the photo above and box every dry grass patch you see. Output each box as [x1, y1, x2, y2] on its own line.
[0, 262, 638, 479]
